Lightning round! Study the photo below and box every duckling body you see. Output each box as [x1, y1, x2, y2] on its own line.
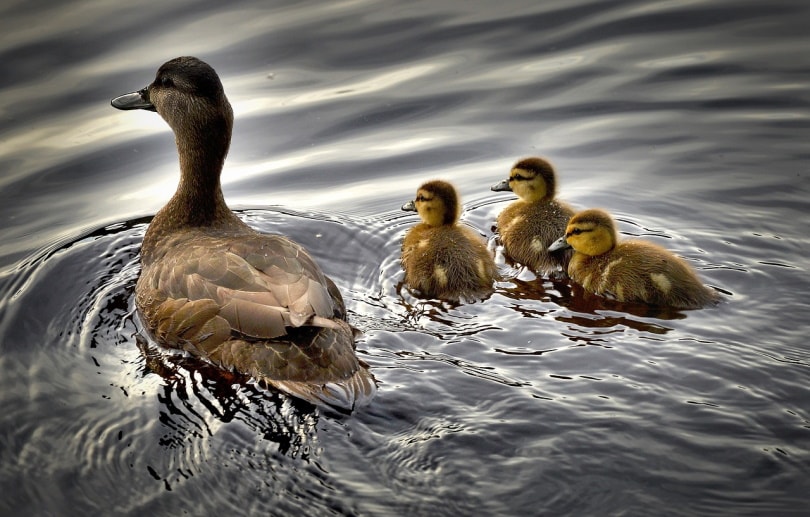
[112, 57, 374, 410]
[491, 157, 575, 275]
[401, 180, 497, 301]
[549, 209, 718, 309]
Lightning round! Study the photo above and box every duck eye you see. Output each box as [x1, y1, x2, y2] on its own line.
[158, 76, 174, 88]
[571, 228, 582, 235]
[510, 175, 526, 182]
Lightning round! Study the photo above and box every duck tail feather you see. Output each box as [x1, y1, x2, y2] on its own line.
[268, 368, 377, 413]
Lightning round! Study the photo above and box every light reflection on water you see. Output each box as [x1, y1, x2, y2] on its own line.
[2, 0, 810, 515]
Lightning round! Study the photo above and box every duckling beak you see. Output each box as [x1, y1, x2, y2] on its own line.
[111, 87, 157, 112]
[491, 179, 512, 192]
[548, 235, 571, 252]
[401, 200, 416, 212]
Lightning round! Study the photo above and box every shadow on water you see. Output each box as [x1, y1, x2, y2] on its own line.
[496, 274, 689, 332]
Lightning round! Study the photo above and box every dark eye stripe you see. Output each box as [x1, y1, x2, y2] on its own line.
[567, 227, 592, 237]
[509, 175, 531, 182]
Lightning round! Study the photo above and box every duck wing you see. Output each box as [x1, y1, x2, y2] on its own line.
[135, 293, 376, 411]
[141, 232, 342, 340]
[136, 231, 376, 410]
[209, 320, 376, 411]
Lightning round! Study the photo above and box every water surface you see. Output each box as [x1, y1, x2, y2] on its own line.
[1, 1, 809, 515]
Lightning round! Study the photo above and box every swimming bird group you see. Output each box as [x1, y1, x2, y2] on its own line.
[112, 56, 719, 410]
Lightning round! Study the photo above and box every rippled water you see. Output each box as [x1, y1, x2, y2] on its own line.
[2, 0, 809, 515]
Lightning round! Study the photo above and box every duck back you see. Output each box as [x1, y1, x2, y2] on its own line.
[497, 199, 574, 274]
[569, 240, 718, 309]
[402, 224, 497, 301]
[135, 228, 376, 409]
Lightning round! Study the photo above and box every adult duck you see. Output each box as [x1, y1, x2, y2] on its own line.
[491, 157, 575, 276]
[549, 208, 719, 309]
[111, 56, 375, 411]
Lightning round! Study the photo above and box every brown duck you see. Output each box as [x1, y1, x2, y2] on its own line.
[401, 180, 498, 301]
[111, 56, 375, 410]
[549, 208, 719, 309]
[491, 157, 575, 276]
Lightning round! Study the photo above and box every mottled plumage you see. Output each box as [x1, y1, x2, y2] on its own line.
[491, 157, 575, 275]
[112, 56, 374, 410]
[401, 180, 498, 301]
[549, 208, 719, 309]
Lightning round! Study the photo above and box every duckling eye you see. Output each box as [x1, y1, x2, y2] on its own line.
[570, 228, 583, 235]
[510, 175, 528, 182]
[158, 76, 174, 88]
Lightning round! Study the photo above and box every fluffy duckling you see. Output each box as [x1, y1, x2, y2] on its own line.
[548, 208, 719, 309]
[111, 56, 375, 411]
[401, 180, 498, 301]
[491, 157, 575, 276]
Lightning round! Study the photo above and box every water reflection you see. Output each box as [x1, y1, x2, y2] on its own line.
[498, 277, 680, 331]
[138, 336, 321, 460]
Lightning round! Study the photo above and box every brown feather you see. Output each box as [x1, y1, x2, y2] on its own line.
[496, 199, 575, 273]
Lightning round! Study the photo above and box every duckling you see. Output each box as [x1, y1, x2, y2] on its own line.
[548, 208, 719, 309]
[111, 56, 375, 411]
[401, 180, 498, 301]
[491, 157, 575, 276]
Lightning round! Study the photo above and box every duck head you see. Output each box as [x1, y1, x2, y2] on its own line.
[549, 208, 618, 256]
[111, 56, 233, 162]
[491, 157, 558, 203]
[402, 180, 460, 227]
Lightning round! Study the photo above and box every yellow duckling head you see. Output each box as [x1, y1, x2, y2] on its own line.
[549, 208, 617, 256]
[491, 157, 558, 203]
[402, 180, 460, 227]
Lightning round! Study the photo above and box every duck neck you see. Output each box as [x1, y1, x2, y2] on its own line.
[142, 112, 245, 260]
[514, 181, 549, 204]
[174, 138, 228, 220]
[164, 115, 238, 228]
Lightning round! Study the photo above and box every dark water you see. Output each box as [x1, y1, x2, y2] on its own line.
[2, 1, 809, 515]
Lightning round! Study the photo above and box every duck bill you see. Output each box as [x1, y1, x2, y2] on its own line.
[111, 88, 156, 112]
[401, 200, 416, 212]
[491, 179, 512, 192]
[548, 236, 571, 252]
